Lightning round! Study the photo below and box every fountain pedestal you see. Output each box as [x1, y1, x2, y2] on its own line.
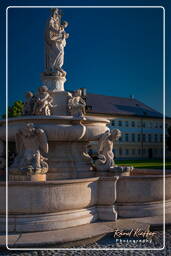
[41, 72, 66, 91]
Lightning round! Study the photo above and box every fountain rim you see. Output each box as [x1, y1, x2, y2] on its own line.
[1, 170, 171, 186]
[0, 115, 110, 125]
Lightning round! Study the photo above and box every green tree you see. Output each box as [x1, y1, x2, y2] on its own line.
[2, 100, 24, 118]
[166, 126, 171, 152]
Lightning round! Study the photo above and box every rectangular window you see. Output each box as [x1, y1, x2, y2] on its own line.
[160, 134, 163, 143]
[132, 134, 135, 142]
[132, 149, 135, 155]
[132, 121, 135, 127]
[138, 149, 141, 155]
[111, 120, 115, 126]
[118, 120, 122, 126]
[137, 134, 141, 142]
[125, 134, 129, 142]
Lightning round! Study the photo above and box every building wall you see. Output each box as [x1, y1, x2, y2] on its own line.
[86, 113, 171, 160]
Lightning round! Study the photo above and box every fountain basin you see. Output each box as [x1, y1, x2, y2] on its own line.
[116, 169, 171, 218]
[0, 169, 171, 233]
[0, 116, 109, 179]
[0, 116, 109, 141]
[0, 176, 118, 232]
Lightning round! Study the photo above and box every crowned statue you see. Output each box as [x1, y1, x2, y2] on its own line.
[45, 8, 69, 77]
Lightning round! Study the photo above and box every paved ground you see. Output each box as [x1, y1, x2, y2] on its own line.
[1, 228, 171, 256]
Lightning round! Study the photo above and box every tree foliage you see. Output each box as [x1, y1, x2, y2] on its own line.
[166, 126, 171, 152]
[2, 100, 24, 119]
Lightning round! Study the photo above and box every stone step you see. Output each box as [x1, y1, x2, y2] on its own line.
[1, 214, 170, 249]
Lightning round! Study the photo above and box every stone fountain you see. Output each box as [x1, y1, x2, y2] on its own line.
[0, 8, 171, 248]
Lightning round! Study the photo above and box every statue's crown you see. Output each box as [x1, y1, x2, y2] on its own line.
[51, 8, 62, 17]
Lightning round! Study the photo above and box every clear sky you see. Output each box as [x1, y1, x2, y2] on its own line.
[0, 0, 171, 117]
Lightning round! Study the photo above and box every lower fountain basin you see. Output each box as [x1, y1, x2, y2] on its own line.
[116, 169, 171, 218]
[0, 169, 170, 233]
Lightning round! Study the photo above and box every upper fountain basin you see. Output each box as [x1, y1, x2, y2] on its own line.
[0, 115, 109, 142]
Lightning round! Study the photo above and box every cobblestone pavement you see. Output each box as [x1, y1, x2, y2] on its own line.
[1, 229, 171, 256]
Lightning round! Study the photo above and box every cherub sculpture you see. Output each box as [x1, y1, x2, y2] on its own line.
[94, 129, 121, 171]
[33, 86, 53, 116]
[23, 91, 35, 115]
[10, 123, 49, 175]
[68, 89, 86, 119]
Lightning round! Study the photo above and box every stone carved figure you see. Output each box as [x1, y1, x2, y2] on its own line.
[95, 129, 121, 171]
[10, 123, 48, 175]
[33, 86, 53, 116]
[45, 8, 69, 76]
[23, 91, 35, 115]
[68, 89, 86, 119]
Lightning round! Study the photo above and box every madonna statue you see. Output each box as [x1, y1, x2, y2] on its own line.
[45, 8, 69, 77]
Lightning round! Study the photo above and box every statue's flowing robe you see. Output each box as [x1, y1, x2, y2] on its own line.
[45, 18, 64, 72]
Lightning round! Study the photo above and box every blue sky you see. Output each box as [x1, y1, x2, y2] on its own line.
[0, 0, 171, 117]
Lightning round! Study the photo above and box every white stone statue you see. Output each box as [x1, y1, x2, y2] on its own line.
[10, 123, 49, 175]
[45, 8, 69, 77]
[33, 86, 53, 116]
[68, 89, 86, 119]
[23, 91, 35, 115]
[95, 129, 121, 171]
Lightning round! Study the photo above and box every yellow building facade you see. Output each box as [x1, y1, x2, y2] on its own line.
[85, 93, 171, 160]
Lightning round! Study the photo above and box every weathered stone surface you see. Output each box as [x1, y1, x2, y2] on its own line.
[45, 8, 69, 77]
[9, 123, 49, 177]
[0, 116, 109, 178]
[0, 171, 171, 234]
[68, 89, 86, 119]
[94, 129, 121, 171]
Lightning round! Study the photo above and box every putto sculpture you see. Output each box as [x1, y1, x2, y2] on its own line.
[10, 123, 49, 175]
[23, 86, 53, 116]
[68, 89, 86, 119]
[23, 91, 35, 115]
[33, 86, 53, 116]
[94, 129, 121, 171]
[45, 8, 69, 76]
